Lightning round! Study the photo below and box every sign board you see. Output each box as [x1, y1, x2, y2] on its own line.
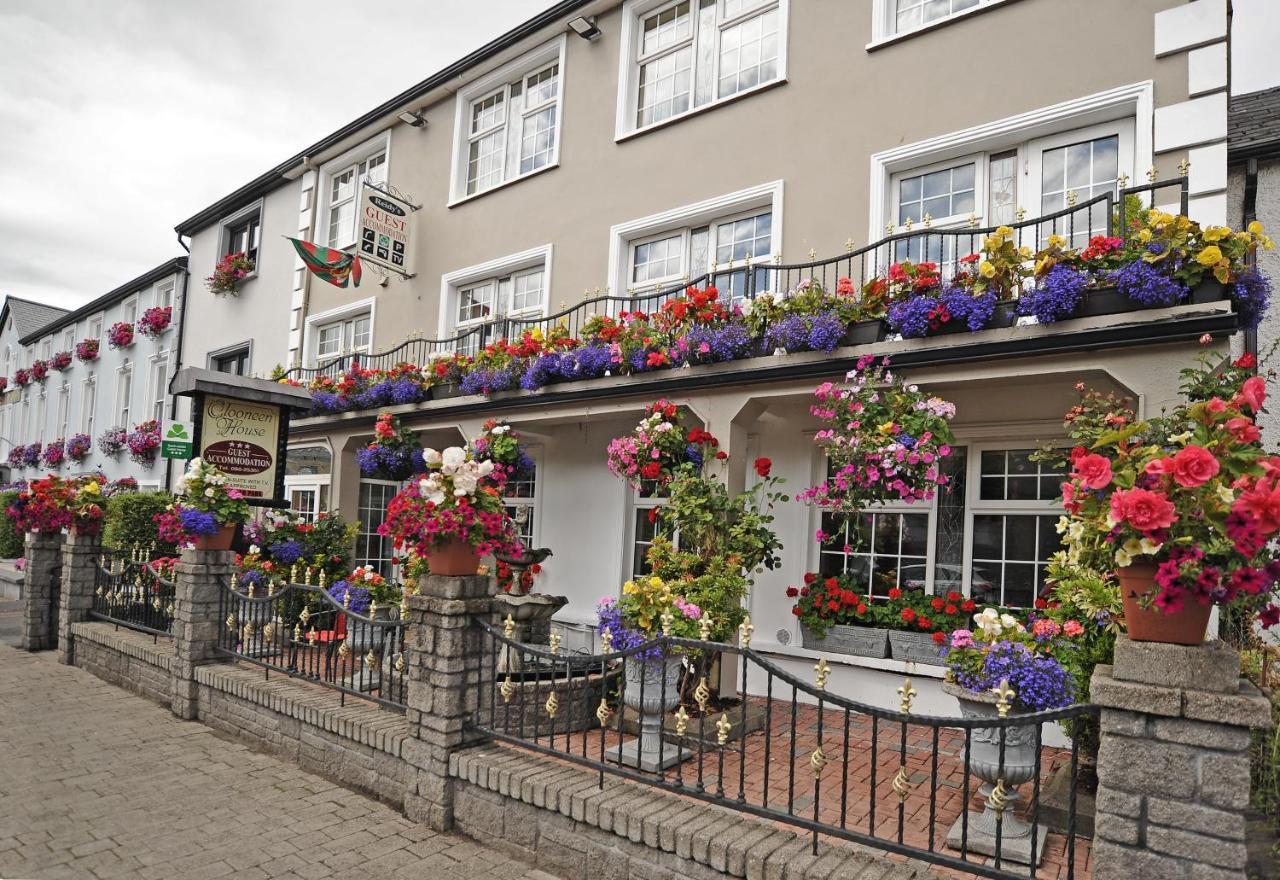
[160, 419, 194, 460]
[357, 184, 414, 275]
[192, 395, 286, 505]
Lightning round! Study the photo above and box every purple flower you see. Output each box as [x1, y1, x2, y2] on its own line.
[329, 580, 371, 615]
[390, 378, 424, 405]
[1230, 267, 1271, 330]
[940, 288, 997, 332]
[267, 539, 305, 565]
[311, 392, 345, 414]
[1110, 260, 1189, 307]
[1018, 264, 1088, 323]
[355, 444, 416, 480]
[949, 640, 1075, 712]
[178, 507, 219, 536]
[596, 598, 665, 662]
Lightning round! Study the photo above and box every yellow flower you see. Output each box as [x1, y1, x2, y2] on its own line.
[995, 225, 1014, 239]
[1018, 246, 1032, 258]
[530, 327, 545, 342]
[1202, 226, 1230, 242]
[622, 580, 637, 595]
[1217, 484, 1236, 506]
[1138, 229, 1153, 243]
[1169, 430, 1193, 445]
[649, 576, 663, 590]
[1046, 234, 1067, 249]
[1248, 220, 1265, 236]
[877, 421, 895, 435]
[81, 481, 100, 496]
[978, 260, 996, 279]
[1195, 245, 1223, 267]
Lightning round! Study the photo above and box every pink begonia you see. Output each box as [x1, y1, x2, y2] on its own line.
[949, 629, 974, 649]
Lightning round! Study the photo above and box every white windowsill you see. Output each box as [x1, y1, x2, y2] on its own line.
[615, 78, 787, 144]
[866, 0, 1020, 52]
[448, 162, 560, 209]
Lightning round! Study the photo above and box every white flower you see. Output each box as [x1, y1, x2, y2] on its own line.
[1217, 484, 1236, 506]
[475, 460, 495, 478]
[1115, 547, 1133, 568]
[974, 607, 1002, 636]
[492, 425, 510, 435]
[441, 446, 467, 474]
[249, 544, 260, 555]
[423, 448, 442, 467]
[204, 488, 215, 498]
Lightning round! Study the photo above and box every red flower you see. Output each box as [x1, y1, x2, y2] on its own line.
[530, 563, 542, 574]
[640, 462, 662, 480]
[961, 600, 976, 612]
[1110, 487, 1178, 531]
[1168, 445, 1220, 488]
[1071, 453, 1113, 490]
[791, 606, 803, 617]
[900, 608, 916, 623]
[753, 457, 772, 478]
[944, 604, 957, 615]
[1034, 598, 1047, 609]
[1235, 352, 1257, 370]
[1227, 417, 1262, 444]
[825, 577, 838, 589]
[1239, 375, 1267, 413]
[917, 616, 933, 630]
[647, 508, 659, 525]
[855, 603, 868, 615]
[803, 573, 817, 585]
[931, 631, 946, 644]
[827, 600, 840, 611]
[887, 587, 902, 600]
[715, 450, 728, 460]
[930, 597, 945, 611]
[786, 586, 799, 598]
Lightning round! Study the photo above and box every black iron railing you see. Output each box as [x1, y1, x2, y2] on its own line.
[214, 578, 408, 712]
[470, 620, 1097, 880]
[90, 549, 175, 638]
[284, 179, 1193, 381]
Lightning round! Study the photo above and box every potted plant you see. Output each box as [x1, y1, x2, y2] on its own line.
[97, 426, 127, 457]
[29, 360, 48, 383]
[206, 252, 255, 296]
[13, 368, 30, 388]
[49, 351, 72, 372]
[20, 443, 41, 469]
[67, 476, 106, 536]
[41, 439, 65, 470]
[356, 412, 421, 481]
[170, 457, 250, 550]
[137, 306, 173, 338]
[886, 587, 977, 665]
[1057, 351, 1280, 644]
[126, 420, 160, 466]
[6, 446, 24, 470]
[5, 475, 76, 535]
[74, 338, 99, 363]
[788, 572, 891, 658]
[940, 608, 1077, 863]
[66, 433, 91, 464]
[379, 445, 521, 576]
[107, 322, 134, 349]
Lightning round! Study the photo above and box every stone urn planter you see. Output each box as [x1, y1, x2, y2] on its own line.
[611, 655, 688, 772]
[943, 682, 1046, 865]
[492, 592, 569, 675]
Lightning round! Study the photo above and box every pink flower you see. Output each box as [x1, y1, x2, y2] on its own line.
[227, 489, 243, 500]
[1239, 375, 1267, 413]
[1071, 453, 1113, 490]
[1168, 445, 1220, 488]
[1111, 487, 1178, 531]
[1234, 479, 1280, 535]
[1063, 620, 1084, 637]
[1227, 417, 1262, 444]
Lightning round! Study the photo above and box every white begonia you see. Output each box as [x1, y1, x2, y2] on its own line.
[974, 607, 1002, 637]
[249, 544, 260, 555]
[205, 488, 216, 498]
[423, 448, 443, 467]
[441, 446, 467, 474]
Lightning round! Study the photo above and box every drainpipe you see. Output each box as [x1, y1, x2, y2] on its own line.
[166, 234, 192, 493]
[1242, 158, 1259, 362]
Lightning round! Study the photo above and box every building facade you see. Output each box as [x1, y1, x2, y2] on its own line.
[166, 0, 1239, 709]
[0, 260, 187, 489]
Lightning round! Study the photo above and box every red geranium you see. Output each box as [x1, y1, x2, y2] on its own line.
[753, 457, 772, 478]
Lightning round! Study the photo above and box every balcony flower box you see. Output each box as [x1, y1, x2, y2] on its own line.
[888, 629, 946, 666]
[75, 339, 99, 362]
[841, 318, 885, 347]
[107, 322, 134, 349]
[137, 306, 173, 338]
[800, 623, 889, 659]
[433, 382, 463, 399]
[50, 351, 72, 372]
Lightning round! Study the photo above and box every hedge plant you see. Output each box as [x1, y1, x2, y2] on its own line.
[104, 490, 177, 556]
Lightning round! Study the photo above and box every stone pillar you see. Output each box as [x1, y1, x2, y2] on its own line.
[19, 532, 62, 651]
[403, 574, 494, 831]
[1091, 636, 1271, 880]
[170, 548, 234, 720]
[57, 530, 102, 665]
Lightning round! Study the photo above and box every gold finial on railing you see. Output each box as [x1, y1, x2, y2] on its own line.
[548, 632, 561, 656]
[246, 579, 255, 598]
[904, 217, 914, 232]
[660, 609, 674, 636]
[500, 675, 514, 703]
[545, 690, 559, 719]
[165, 602, 175, 618]
[814, 657, 830, 692]
[307, 626, 318, 646]
[698, 613, 713, 642]
[368, 600, 377, 618]
[694, 676, 710, 713]
[810, 745, 827, 778]
[338, 637, 350, 659]
[892, 765, 911, 801]
[152, 597, 161, 612]
[1146, 165, 1158, 183]
[394, 653, 406, 673]
[738, 616, 753, 649]
[968, 213, 979, 228]
[318, 570, 327, 588]
[1015, 207, 1026, 222]
[230, 571, 238, 591]
[503, 614, 515, 640]
[96, 585, 104, 598]
[290, 563, 299, 583]
[299, 606, 311, 627]
[342, 590, 351, 610]
[884, 222, 894, 237]
[364, 648, 377, 668]
[1118, 171, 1129, 190]
[844, 238, 855, 253]
[399, 589, 409, 619]
[596, 697, 612, 727]
[267, 580, 276, 598]
[674, 705, 689, 737]
[600, 627, 613, 655]
[922, 213, 933, 228]
[242, 620, 254, 641]
[304, 566, 313, 586]
[807, 248, 817, 261]
[262, 620, 275, 642]
[716, 713, 732, 746]
[1178, 157, 1191, 177]
[225, 613, 236, 631]
[773, 253, 783, 265]
[992, 678, 1015, 719]
[1066, 190, 1078, 207]
[989, 779, 1010, 815]
[292, 623, 301, 642]
[898, 677, 918, 714]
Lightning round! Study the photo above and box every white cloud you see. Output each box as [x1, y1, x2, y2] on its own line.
[0, 0, 538, 311]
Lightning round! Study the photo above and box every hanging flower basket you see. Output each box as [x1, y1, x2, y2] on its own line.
[107, 322, 135, 349]
[206, 252, 255, 296]
[74, 339, 99, 363]
[137, 306, 173, 337]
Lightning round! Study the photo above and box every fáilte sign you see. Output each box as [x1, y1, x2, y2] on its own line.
[160, 419, 194, 460]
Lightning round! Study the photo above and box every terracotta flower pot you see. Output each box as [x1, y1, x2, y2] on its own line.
[193, 524, 236, 551]
[1117, 562, 1212, 645]
[425, 537, 481, 576]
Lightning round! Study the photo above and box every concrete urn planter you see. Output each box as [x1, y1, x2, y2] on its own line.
[611, 655, 688, 772]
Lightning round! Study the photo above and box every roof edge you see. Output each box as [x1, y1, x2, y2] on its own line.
[19, 256, 188, 345]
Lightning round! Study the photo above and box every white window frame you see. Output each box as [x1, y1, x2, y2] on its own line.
[154, 279, 176, 311]
[80, 375, 96, 436]
[147, 353, 169, 424]
[303, 297, 377, 368]
[40, 338, 51, 360]
[615, 0, 790, 141]
[285, 443, 333, 523]
[56, 381, 70, 440]
[962, 442, 1064, 609]
[608, 180, 783, 300]
[437, 244, 555, 340]
[501, 447, 541, 549]
[1026, 120, 1134, 227]
[448, 37, 567, 205]
[115, 359, 132, 427]
[868, 82, 1154, 239]
[87, 313, 103, 340]
[868, 0, 1016, 48]
[219, 200, 264, 270]
[121, 296, 139, 327]
[355, 478, 404, 581]
[625, 489, 672, 580]
[316, 136, 390, 251]
[60, 327, 75, 353]
[34, 389, 46, 444]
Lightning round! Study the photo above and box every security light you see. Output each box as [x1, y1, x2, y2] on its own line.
[567, 16, 601, 41]
[398, 110, 428, 128]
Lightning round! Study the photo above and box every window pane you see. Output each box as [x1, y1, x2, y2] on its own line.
[642, 1, 692, 55]
[471, 91, 505, 134]
[637, 45, 693, 127]
[519, 105, 557, 174]
[1039, 135, 1120, 243]
[715, 211, 772, 263]
[988, 151, 1018, 226]
[632, 234, 684, 284]
[972, 515, 1002, 561]
[467, 129, 506, 194]
[356, 481, 399, 580]
[898, 163, 975, 224]
[510, 269, 544, 313]
[717, 8, 778, 98]
[525, 65, 559, 106]
[458, 284, 495, 324]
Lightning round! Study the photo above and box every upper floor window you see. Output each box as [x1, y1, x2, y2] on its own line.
[327, 152, 386, 249]
[441, 246, 553, 355]
[80, 376, 96, 436]
[122, 297, 138, 325]
[155, 280, 176, 311]
[317, 314, 371, 361]
[629, 207, 773, 302]
[451, 39, 565, 202]
[211, 345, 250, 376]
[225, 212, 261, 263]
[148, 355, 168, 423]
[874, 0, 1004, 43]
[115, 360, 132, 427]
[61, 327, 75, 352]
[40, 339, 51, 360]
[88, 314, 103, 340]
[620, 0, 786, 136]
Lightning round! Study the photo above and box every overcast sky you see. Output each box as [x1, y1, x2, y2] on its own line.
[1, 0, 1278, 313]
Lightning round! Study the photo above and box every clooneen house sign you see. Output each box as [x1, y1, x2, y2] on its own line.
[171, 367, 312, 508]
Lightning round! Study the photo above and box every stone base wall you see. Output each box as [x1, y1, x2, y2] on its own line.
[69, 622, 175, 708]
[449, 745, 927, 880]
[194, 664, 411, 809]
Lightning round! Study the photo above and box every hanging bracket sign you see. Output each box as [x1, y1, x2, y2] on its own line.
[357, 183, 416, 276]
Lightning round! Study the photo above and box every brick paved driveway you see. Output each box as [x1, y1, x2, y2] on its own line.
[0, 646, 562, 880]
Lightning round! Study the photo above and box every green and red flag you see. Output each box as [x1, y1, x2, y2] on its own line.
[288, 238, 362, 288]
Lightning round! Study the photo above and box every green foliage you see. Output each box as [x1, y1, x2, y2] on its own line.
[0, 490, 22, 558]
[104, 491, 177, 555]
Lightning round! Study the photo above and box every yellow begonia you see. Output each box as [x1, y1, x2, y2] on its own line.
[1202, 226, 1230, 242]
[979, 261, 997, 278]
[1248, 220, 1265, 236]
[81, 481, 100, 496]
[1046, 234, 1067, 249]
[1195, 245, 1223, 267]
[995, 226, 1014, 239]
[1138, 229, 1153, 243]
[877, 421, 895, 435]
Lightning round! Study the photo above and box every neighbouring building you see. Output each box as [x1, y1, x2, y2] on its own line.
[170, 0, 1236, 712]
[0, 259, 187, 490]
